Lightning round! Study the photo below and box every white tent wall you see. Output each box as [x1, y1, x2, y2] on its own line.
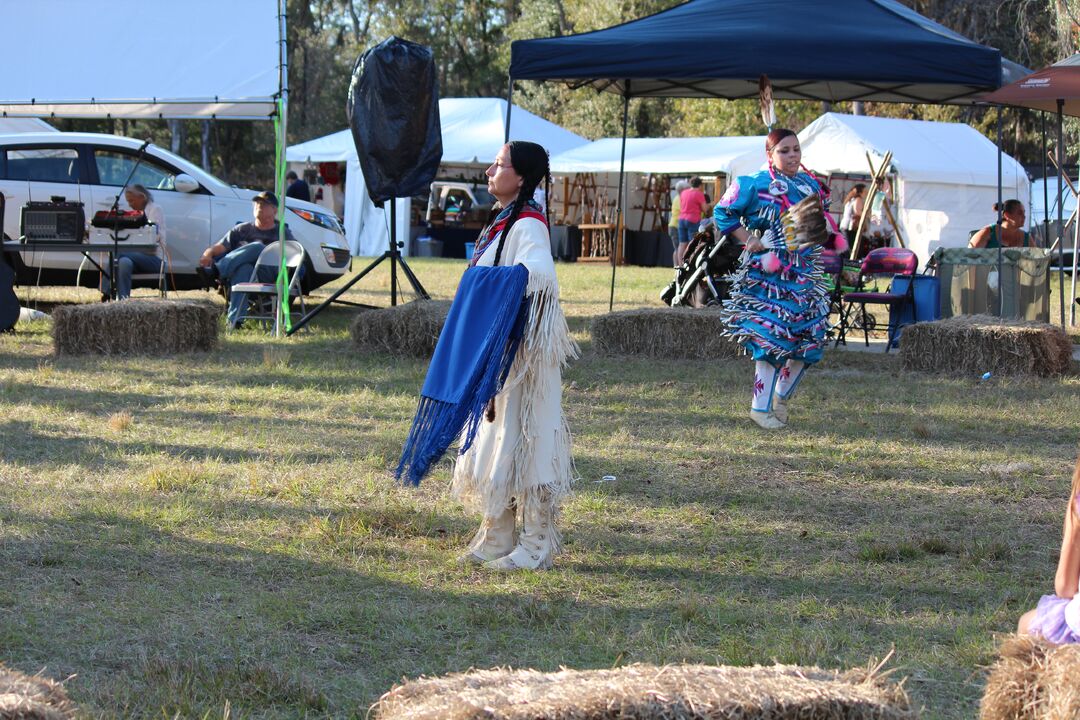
[549, 136, 766, 175]
[897, 178, 1029, 261]
[345, 155, 411, 257]
[283, 158, 409, 258]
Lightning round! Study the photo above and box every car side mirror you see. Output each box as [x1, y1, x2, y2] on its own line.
[174, 174, 199, 193]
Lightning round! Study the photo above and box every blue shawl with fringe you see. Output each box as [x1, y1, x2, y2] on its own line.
[396, 264, 530, 485]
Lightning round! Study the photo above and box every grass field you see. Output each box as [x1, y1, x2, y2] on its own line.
[2, 257, 1079, 719]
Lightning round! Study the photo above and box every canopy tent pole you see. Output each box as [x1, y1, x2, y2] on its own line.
[273, 0, 289, 337]
[1058, 99, 1066, 329]
[504, 77, 514, 144]
[995, 107, 1003, 317]
[609, 83, 631, 312]
[1042, 112, 1050, 246]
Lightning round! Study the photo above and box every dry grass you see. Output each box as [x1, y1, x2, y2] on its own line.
[0, 663, 76, 720]
[349, 299, 450, 357]
[107, 411, 133, 433]
[373, 663, 915, 720]
[1, 259, 1079, 719]
[51, 298, 221, 356]
[590, 307, 742, 359]
[900, 315, 1074, 377]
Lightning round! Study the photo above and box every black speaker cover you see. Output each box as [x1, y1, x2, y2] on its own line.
[347, 37, 442, 206]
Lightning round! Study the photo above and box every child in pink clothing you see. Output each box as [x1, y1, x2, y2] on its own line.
[1020, 452, 1080, 644]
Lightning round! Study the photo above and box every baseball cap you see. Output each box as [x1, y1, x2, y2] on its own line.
[252, 190, 278, 207]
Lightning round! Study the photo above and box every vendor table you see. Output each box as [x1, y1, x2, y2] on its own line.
[3, 240, 159, 300]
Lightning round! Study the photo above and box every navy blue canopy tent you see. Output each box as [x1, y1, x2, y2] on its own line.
[509, 0, 1002, 103]
[507, 0, 1008, 309]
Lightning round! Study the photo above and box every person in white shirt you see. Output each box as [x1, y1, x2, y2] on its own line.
[102, 184, 166, 300]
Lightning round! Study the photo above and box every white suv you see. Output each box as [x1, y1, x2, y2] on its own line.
[0, 132, 350, 291]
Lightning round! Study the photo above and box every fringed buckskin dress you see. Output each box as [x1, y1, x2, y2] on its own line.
[453, 205, 578, 570]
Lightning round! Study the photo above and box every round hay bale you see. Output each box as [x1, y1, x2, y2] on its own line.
[52, 298, 221, 356]
[591, 307, 741, 360]
[900, 314, 1073, 377]
[349, 300, 450, 357]
[0, 663, 76, 719]
[372, 663, 915, 720]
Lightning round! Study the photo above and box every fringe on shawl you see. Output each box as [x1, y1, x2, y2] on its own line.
[395, 282, 527, 486]
[451, 272, 578, 519]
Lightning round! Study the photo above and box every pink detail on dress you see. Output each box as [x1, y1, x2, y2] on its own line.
[753, 375, 765, 396]
[780, 366, 791, 380]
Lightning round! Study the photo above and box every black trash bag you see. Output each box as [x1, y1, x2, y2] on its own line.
[347, 37, 442, 207]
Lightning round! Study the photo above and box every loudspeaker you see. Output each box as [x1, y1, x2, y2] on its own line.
[347, 37, 442, 207]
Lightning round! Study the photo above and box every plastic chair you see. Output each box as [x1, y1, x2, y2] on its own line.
[819, 251, 845, 337]
[230, 240, 307, 329]
[836, 247, 918, 352]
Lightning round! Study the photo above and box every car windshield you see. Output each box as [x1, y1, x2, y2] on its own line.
[472, 187, 495, 206]
[95, 150, 177, 190]
[145, 144, 229, 192]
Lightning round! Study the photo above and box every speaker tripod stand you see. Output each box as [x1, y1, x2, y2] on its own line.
[287, 199, 428, 335]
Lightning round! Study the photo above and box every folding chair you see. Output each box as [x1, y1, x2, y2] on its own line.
[230, 240, 307, 329]
[836, 247, 918, 352]
[130, 252, 168, 298]
[819, 251, 844, 332]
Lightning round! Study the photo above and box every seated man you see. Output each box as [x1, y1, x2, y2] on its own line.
[197, 191, 297, 329]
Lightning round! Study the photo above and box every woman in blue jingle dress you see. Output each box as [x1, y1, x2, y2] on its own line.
[714, 128, 845, 430]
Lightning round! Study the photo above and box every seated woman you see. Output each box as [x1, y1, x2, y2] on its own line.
[969, 199, 1031, 249]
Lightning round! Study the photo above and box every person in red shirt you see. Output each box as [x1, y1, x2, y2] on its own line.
[677, 176, 707, 264]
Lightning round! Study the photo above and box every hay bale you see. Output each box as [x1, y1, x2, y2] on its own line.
[900, 314, 1073, 377]
[52, 298, 221, 356]
[980, 634, 1080, 720]
[349, 300, 450, 357]
[591, 307, 741, 360]
[372, 663, 915, 720]
[0, 664, 76, 720]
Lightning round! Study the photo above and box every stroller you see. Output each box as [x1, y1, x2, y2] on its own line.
[661, 224, 743, 307]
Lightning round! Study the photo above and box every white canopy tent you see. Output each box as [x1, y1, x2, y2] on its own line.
[0, 0, 290, 331]
[550, 136, 766, 175]
[728, 113, 1029, 266]
[287, 98, 588, 256]
[0, 118, 55, 134]
[0, 1, 280, 120]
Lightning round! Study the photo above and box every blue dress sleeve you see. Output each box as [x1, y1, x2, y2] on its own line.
[713, 175, 759, 235]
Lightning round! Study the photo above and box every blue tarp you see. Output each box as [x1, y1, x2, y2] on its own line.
[510, 0, 1003, 103]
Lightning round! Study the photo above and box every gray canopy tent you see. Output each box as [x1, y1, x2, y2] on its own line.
[508, 0, 1008, 309]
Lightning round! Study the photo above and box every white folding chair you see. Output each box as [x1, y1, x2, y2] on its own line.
[230, 240, 307, 329]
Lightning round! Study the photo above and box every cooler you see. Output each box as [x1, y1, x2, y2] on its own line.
[888, 274, 940, 343]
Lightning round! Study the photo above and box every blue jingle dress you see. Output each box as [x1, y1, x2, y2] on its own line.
[713, 170, 832, 367]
